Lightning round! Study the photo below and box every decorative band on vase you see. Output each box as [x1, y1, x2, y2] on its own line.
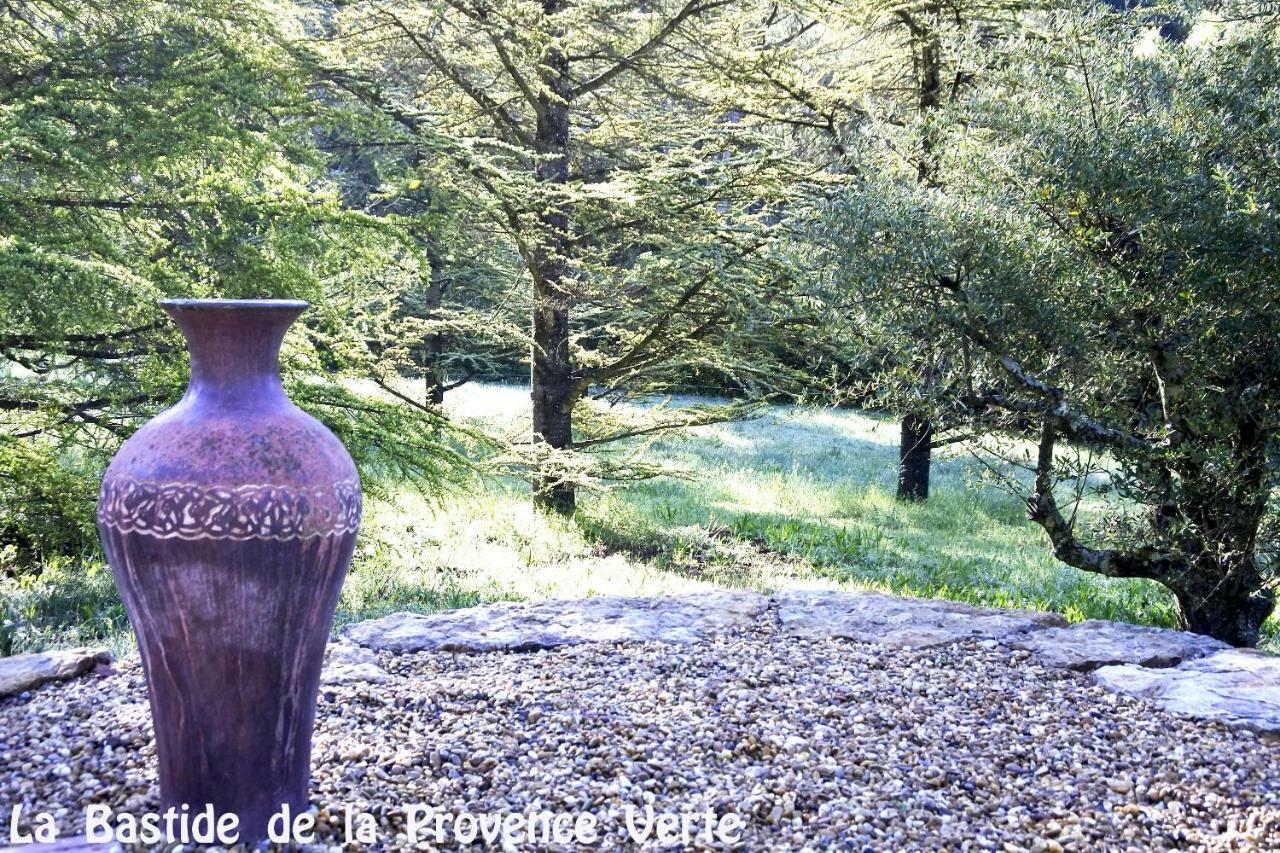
[98, 477, 362, 541]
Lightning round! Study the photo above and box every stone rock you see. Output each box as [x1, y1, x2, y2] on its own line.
[775, 589, 1067, 648]
[0, 648, 113, 698]
[1095, 648, 1280, 733]
[345, 591, 770, 653]
[321, 641, 390, 685]
[1010, 619, 1228, 671]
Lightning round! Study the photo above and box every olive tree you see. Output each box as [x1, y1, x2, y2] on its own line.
[824, 6, 1280, 644]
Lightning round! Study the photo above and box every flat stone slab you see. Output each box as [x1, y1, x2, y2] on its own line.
[0, 648, 113, 698]
[345, 591, 770, 652]
[775, 589, 1067, 648]
[321, 641, 391, 685]
[1096, 648, 1280, 733]
[1010, 619, 1228, 671]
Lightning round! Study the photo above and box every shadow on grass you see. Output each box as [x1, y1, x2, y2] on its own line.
[332, 586, 497, 629]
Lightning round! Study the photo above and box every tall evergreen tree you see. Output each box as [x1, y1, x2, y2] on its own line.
[0, 0, 465, 560]
[713, 0, 1029, 500]
[308, 0, 803, 513]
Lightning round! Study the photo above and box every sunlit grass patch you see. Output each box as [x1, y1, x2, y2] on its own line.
[0, 555, 130, 658]
[572, 402, 1182, 631]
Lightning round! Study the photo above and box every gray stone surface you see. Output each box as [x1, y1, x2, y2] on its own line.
[0, 648, 113, 698]
[345, 591, 770, 652]
[775, 589, 1067, 648]
[1096, 648, 1280, 733]
[321, 642, 390, 685]
[342, 589, 1280, 733]
[1010, 619, 1229, 671]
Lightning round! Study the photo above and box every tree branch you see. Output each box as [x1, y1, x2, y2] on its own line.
[1025, 418, 1181, 583]
[957, 323, 1152, 450]
[575, 240, 764, 395]
[568, 0, 733, 99]
[373, 4, 535, 147]
[571, 408, 745, 449]
[487, 31, 543, 115]
[4, 393, 163, 439]
[0, 322, 161, 348]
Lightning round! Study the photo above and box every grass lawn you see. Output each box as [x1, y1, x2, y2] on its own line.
[6, 382, 1275, 656]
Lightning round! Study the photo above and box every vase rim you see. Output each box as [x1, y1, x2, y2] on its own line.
[158, 298, 309, 310]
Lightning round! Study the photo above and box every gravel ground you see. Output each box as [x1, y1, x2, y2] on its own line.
[1, 618, 1278, 851]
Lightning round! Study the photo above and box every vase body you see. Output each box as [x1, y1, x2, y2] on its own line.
[97, 299, 360, 842]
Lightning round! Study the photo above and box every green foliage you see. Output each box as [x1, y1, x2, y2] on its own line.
[305, 0, 815, 500]
[0, 0, 470, 566]
[4, 0, 1277, 651]
[821, 5, 1280, 643]
[0, 554, 126, 657]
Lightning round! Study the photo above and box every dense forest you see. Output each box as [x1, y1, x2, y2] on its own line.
[2, 0, 1278, 647]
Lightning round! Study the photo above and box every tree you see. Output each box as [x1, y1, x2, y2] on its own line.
[824, 6, 1280, 644]
[715, 0, 1031, 501]
[0, 0, 466, 562]
[318, 105, 529, 409]
[848, 0, 1035, 502]
[309, 0, 802, 514]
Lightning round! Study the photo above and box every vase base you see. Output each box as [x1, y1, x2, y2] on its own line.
[100, 528, 357, 847]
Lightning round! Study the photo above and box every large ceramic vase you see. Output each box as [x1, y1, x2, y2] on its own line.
[97, 299, 361, 841]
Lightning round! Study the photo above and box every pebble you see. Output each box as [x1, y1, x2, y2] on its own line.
[1106, 777, 1134, 795]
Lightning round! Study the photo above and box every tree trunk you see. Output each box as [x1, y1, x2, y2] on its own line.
[421, 250, 446, 407]
[1027, 414, 1276, 647]
[897, 413, 932, 502]
[895, 10, 943, 505]
[1172, 559, 1275, 647]
[530, 0, 575, 515]
[531, 301, 574, 514]
[1169, 416, 1275, 646]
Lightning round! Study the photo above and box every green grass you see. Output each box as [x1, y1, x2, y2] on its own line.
[4, 382, 1275, 655]
[572, 400, 1179, 628]
[1, 555, 131, 659]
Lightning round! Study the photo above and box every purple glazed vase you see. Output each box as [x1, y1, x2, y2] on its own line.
[97, 299, 360, 841]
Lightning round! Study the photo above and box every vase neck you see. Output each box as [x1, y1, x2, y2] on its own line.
[161, 300, 307, 409]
